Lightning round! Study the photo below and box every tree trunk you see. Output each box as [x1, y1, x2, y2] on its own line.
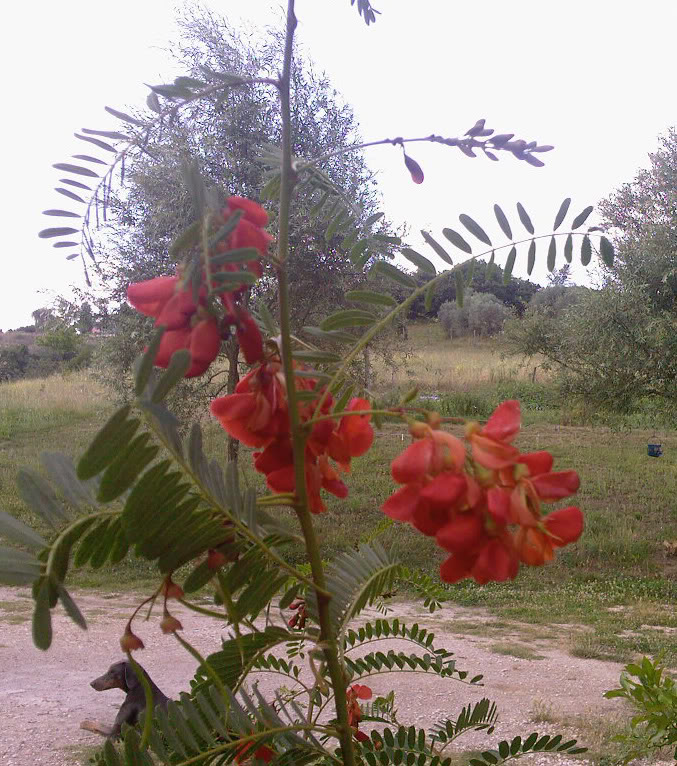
[226, 337, 241, 463]
[363, 344, 372, 390]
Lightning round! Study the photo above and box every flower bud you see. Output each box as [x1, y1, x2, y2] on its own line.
[160, 612, 183, 634]
[426, 411, 442, 429]
[120, 626, 145, 652]
[207, 549, 227, 570]
[403, 153, 424, 184]
[161, 577, 184, 600]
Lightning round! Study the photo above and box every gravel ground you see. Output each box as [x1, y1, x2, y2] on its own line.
[0, 587, 662, 765]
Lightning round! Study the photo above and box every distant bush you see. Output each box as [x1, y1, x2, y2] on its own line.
[35, 325, 80, 356]
[0, 344, 30, 381]
[438, 290, 511, 338]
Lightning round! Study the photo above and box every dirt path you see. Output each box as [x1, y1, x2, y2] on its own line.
[0, 587, 648, 765]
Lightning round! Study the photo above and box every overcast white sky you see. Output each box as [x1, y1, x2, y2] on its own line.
[2, 0, 675, 330]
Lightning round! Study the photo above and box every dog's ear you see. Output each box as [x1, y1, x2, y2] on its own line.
[123, 662, 140, 693]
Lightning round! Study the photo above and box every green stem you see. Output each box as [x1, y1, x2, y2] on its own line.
[178, 599, 230, 620]
[276, 3, 357, 765]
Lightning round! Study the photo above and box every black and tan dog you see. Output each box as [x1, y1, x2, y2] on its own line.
[80, 660, 169, 738]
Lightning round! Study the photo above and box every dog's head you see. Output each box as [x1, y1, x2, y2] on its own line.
[90, 661, 140, 693]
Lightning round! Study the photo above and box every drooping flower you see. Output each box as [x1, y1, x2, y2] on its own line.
[403, 152, 425, 184]
[127, 275, 221, 378]
[212, 367, 374, 512]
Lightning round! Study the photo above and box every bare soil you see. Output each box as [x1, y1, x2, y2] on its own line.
[0, 587, 657, 765]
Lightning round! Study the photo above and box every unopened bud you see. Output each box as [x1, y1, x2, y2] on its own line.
[426, 411, 442, 429]
[120, 626, 145, 652]
[161, 577, 184, 600]
[464, 421, 481, 439]
[207, 549, 227, 570]
[160, 612, 183, 634]
[403, 153, 424, 184]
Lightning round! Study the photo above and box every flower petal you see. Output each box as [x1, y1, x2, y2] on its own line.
[391, 438, 433, 484]
[544, 506, 584, 545]
[436, 512, 485, 552]
[482, 400, 521, 443]
[531, 470, 580, 501]
[382, 485, 421, 522]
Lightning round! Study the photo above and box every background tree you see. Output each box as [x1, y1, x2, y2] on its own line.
[504, 128, 677, 414]
[408, 259, 540, 319]
[90, 5, 393, 427]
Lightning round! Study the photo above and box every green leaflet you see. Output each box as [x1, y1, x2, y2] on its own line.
[371, 260, 417, 288]
[516, 202, 534, 234]
[207, 209, 243, 249]
[209, 247, 260, 267]
[168, 220, 200, 257]
[401, 248, 436, 274]
[503, 246, 517, 284]
[459, 214, 492, 246]
[493, 204, 512, 239]
[442, 228, 472, 254]
[547, 236, 557, 272]
[527, 240, 536, 276]
[17, 469, 68, 529]
[320, 309, 376, 331]
[571, 205, 594, 229]
[348, 239, 369, 266]
[420, 230, 453, 265]
[97, 433, 159, 503]
[76, 405, 138, 480]
[0, 509, 47, 550]
[292, 350, 341, 363]
[134, 327, 165, 396]
[600, 236, 615, 266]
[345, 289, 397, 307]
[151, 350, 191, 402]
[303, 325, 356, 343]
[553, 197, 571, 230]
[455, 269, 465, 307]
[0, 547, 42, 586]
[564, 233, 573, 263]
[581, 235, 592, 266]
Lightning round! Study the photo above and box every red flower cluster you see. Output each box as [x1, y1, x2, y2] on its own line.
[382, 401, 583, 584]
[126, 197, 272, 377]
[211, 362, 374, 513]
[347, 683, 372, 743]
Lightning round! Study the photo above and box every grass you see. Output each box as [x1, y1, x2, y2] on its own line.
[2, 329, 677, 663]
[373, 321, 540, 393]
[488, 641, 546, 660]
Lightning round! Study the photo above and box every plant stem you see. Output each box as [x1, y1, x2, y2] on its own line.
[276, 3, 357, 765]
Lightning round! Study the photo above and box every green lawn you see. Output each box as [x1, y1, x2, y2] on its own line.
[2, 350, 677, 664]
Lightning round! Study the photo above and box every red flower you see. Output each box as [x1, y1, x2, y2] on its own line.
[210, 361, 295, 447]
[212, 363, 374, 512]
[383, 401, 584, 585]
[328, 398, 374, 470]
[234, 741, 275, 764]
[213, 197, 274, 296]
[127, 276, 221, 378]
